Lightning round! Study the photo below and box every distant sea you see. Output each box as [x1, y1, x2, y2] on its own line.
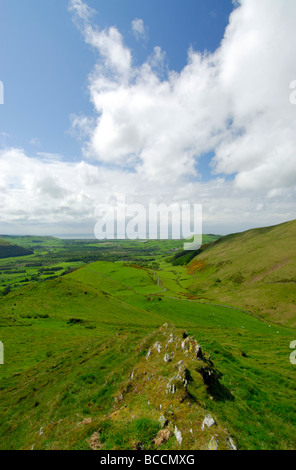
[55, 234, 97, 240]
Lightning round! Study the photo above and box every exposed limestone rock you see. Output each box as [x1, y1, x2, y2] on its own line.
[164, 353, 172, 363]
[146, 348, 152, 360]
[181, 336, 203, 359]
[176, 360, 186, 373]
[208, 435, 219, 450]
[166, 373, 188, 396]
[154, 342, 162, 353]
[109, 326, 232, 451]
[181, 337, 189, 352]
[227, 437, 237, 450]
[201, 414, 216, 431]
[168, 334, 175, 344]
[174, 426, 182, 445]
[166, 379, 176, 395]
[159, 414, 168, 428]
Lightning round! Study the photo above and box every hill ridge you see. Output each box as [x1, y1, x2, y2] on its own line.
[188, 218, 296, 326]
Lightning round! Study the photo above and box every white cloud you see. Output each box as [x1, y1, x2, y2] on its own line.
[68, 0, 95, 23]
[70, 0, 131, 77]
[211, 0, 296, 193]
[131, 18, 147, 41]
[0, 147, 295, 236]
[71, 0, 296, 194]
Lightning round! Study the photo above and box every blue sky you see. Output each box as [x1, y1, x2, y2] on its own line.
[0, 0, 296, 237]
[0, 0, 233, 162]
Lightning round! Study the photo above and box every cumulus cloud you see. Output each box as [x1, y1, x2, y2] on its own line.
[71, 0, 296, 196]
[1, 147, 295, 236]
[211, 0, 296, 193]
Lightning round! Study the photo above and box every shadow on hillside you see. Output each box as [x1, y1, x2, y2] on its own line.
[200, 366, 234, 402]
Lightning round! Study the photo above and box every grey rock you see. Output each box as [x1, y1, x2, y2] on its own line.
[201, 414, 216, 431]
[166, 380, 176, 394]
[146, 348, 151, 359]
[154, 342, 162, 353]
[177, 360, 186, 374]
[174, 426, 182, 445]
[208, 435, 219, 450]
[227, 437, 237, 450]
[159, 415, 168, 428]
[168, 334, 175, 344]
[195, 343, 203, 360]
[181, 338, 188, 351]
[164, 353, 171, 363]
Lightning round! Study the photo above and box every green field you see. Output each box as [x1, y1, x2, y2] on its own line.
[0, 235, 219, 295]
[0, 228, 295, 450]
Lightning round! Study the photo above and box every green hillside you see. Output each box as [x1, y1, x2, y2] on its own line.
[0, 235, 64, 250]
[0, 255, 295, 450]
[186, 219, 296, 327]
[0, 238, 34, 259]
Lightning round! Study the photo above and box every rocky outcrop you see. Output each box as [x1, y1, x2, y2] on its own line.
[110, 325, 237, 450]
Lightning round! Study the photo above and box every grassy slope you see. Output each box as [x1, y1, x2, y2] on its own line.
[0, 238, 33, 259]
[186, 219, 296, 327]
[0, 235, 64, 249]
[0, 260, 295, 450]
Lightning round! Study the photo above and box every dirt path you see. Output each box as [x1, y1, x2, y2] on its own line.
[153, 271, 167, 293]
